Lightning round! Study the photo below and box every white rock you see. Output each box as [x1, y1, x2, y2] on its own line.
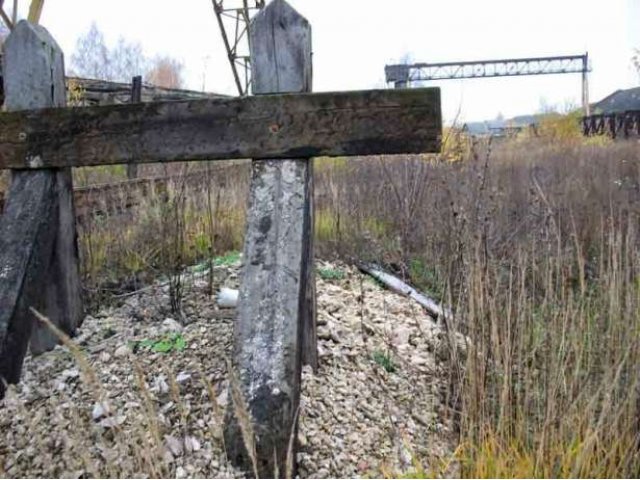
[176, 372, 191, 383]
[152, 375, 169, 394]
[114, 345, 130, 358]
[162, 318, 183, 332]
[184, 435, 201, 453]
[164, 435, 184, 457]
[162, 449, 174, 464]
[60, 368, 80, 379]
[176, 466, 187, 479]
[216, 389, 228, 408]
[318, 328, 332, 340]
[317, 313, 329, 326]
[92, 401, 112, 420]
[99, 415, 126, 429]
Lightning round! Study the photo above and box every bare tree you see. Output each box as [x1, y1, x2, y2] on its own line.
[146, 56, 184, 89]
[70, 22, 110, 79]
[70, 22, 186, 89]
[111, 36, 147, 82]
[70, 23, 147, 82]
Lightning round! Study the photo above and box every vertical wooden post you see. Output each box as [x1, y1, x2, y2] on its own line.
[0, 21, 83, 392]
[127, 75, 142, 180]
[224, 0, 316, 476]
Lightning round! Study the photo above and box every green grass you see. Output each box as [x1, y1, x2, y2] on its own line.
[318, 266, 346, 281]
[408, 258, 444, 302]
[214, 250, 241, 266]
[372, 350, 397, 373]
[130, 333, 187, 354]
[190, 250, 242, 274]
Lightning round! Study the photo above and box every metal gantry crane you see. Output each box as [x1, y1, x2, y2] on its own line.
[211, 0, 265, 96]
[386, 54, 591, 115]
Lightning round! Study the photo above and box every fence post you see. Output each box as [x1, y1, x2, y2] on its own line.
[0, 21, 83, 393]
[224, 0, 316, 476]
[127, 75, 142, 179]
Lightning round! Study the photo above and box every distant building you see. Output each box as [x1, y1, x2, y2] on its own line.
[591, 87, 640, 114]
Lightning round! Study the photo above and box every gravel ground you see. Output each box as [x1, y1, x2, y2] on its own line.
[0, 260, 461, 478]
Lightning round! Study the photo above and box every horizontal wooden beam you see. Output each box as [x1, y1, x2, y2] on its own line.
[0, 88, 441, 169]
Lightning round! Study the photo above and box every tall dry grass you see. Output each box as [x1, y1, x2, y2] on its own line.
[315, 137, 639, 476]
[77, 161, 248, 310]
[73, 133, 640, 477]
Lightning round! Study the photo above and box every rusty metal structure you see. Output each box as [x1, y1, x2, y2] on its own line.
[211, 0, 265, 96]
[582, 110, 640, 139]
[386, 53, 591, 114]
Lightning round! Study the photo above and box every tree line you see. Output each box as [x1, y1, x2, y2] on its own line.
[69, 22, 184, 89]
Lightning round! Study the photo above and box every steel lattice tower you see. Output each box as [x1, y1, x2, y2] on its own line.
[212, 0, 265, 96]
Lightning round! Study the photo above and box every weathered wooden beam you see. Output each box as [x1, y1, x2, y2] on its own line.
[0, 171, 57, 398]
[224, 0, 315, 476]
[0, 87, 441, 170]
[0, 21, 83, 390]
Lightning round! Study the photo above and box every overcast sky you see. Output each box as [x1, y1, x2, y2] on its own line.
[12, 0, 640, 122]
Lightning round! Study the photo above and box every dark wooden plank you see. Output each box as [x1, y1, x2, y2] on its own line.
[0, 170, 57, 397]
[0, 88, 441, 169]
[224, 1, 315, 476]
[0, 20, 83, 364]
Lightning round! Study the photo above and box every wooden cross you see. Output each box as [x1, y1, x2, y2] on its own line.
[0, 2, 441, 477]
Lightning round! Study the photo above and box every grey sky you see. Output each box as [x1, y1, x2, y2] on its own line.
[14, 0, 640, 122]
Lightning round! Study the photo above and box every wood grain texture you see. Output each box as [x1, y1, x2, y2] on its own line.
[0, 21, 83, 366]
[0, 171, 57, 398]
[224, 0, 315, 476]
[0, 88, 442, 169]
[250, 0, 318, 372]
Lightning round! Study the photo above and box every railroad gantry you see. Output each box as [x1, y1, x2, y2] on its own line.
[386, 54, 591, 115]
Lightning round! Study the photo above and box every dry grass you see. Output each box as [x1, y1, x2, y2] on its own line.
[70, 132, 640, 477]
[78, 161, 248, 310]
[313, 137, 640, 478]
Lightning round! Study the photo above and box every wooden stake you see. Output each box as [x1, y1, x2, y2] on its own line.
[224, 0, 316, 475]
[0, 21, 83, 393]
[127, 75, 142, 179]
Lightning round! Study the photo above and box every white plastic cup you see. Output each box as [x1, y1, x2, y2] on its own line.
[217, 288, 239, 308]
